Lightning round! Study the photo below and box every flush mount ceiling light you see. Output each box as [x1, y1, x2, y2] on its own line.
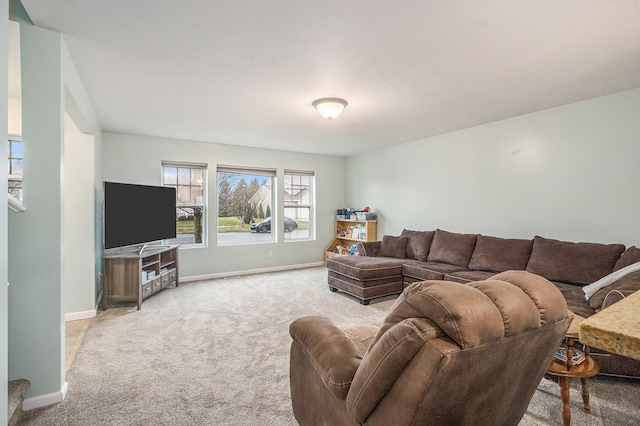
[312, 97, 348, 120]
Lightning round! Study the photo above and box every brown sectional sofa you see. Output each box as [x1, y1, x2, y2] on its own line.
[325, 228, 640, 378]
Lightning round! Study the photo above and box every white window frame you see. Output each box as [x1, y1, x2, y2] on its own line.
[284, 170, 314, 242]
[162, 161, 208, 248]
[216, 165, 277, 246]
[8, 135, 23, 202]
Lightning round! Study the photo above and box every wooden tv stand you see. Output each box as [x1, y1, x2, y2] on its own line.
[103, 245, 179, 310]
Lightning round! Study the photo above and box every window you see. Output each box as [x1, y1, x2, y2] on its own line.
[162, 162, 207, 247]
[217, 166, 276, 245]
[284, 171, 314, 241]
[8, 138, 23, 201]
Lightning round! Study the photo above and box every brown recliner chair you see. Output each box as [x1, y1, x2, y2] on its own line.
[289, 270, 571, 425]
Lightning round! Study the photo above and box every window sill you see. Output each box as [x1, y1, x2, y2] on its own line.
[8, 193, 26, 212]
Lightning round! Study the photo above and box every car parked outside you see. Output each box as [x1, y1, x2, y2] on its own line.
[250, 217, 298, 233]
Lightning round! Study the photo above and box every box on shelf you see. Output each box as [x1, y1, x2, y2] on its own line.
[356, 212, 377, 220]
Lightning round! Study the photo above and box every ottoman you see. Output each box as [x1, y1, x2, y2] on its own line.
[326, 256, 405, 304]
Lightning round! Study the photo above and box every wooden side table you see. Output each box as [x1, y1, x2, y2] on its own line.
[546, 313, 599, 426]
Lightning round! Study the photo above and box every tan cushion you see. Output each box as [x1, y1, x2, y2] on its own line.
[427, 229, 477, 267]
[490, 270, 568, 325]
[289, 316, 363, 400]
[526, 236, 625, 285]
[346, 271, 569, 423]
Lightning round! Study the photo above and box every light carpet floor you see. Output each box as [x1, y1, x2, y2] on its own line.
[20, 267, 640, 425]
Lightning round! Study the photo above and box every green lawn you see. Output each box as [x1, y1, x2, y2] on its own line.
[178, 217, 309, 234]
[217, 216, 251, 233]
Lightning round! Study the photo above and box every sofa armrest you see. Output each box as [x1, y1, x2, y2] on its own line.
[589, 271, 640, 311]
[357, 241, 381, 257]
[289, 316, 363, 399]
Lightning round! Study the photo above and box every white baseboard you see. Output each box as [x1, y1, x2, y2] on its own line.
[65, 309, 96, 322]
[23, 381, 68, 411]
[181, 262, 325, 283]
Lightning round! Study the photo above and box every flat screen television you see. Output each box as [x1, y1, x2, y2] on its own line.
[103, 181, 177, 250]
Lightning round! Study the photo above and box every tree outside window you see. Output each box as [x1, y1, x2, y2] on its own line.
[162, 162, 207, 247]
[217, 166, 275, 245]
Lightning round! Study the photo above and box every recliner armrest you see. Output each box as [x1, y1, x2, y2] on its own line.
[290, 316, 363, 399]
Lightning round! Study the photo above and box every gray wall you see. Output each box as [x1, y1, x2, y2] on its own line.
[346, 88, 640, 247]
[1, 0, 10, 420]
[8, 23, 101, 406]
[9, 22, 65, 400]
[63, 113, 95, 317]
[102, 132, 345, 278]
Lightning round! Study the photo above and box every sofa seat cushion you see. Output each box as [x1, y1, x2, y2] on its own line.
[402, 260, 467, 281]
[400, 229, 435, 261]
[444, 270, 496, 284]
[427, 229, 477, 267]
[468, 235, 533, 272]
[526, 236, 625, 286]
[326, 256, 406, 281]
[551, 281, 595, 318]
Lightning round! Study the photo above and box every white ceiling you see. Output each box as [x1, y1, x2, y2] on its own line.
[18, 0, 640, 156]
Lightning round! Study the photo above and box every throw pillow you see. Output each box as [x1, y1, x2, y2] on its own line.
[588, 272, 640, 310]
[526, 236, 625, 285]
[614, 246, 640, 271]
[582, 261, 640, 300]
[378, 235, 408, 259]
[468, 235, 533, 272]
[400, 229, 435, 261]
[427, 229, 477, 267]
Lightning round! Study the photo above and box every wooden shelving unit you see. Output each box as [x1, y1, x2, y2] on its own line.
[103, 245, 179, 310]
[325, 219, 377, 260]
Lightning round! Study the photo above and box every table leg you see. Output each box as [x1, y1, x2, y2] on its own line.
[580, 377, 591, 414]
[560, 377, 571, 426]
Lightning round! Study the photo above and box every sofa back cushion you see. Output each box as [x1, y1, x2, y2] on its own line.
[427, 229, 477, 267]
[400, 229, 435, 261]
[378, 235, 408, 259]
[614, 246, 640, 271]
[526, 236, 625, 285]
[468, 235, 533, 272]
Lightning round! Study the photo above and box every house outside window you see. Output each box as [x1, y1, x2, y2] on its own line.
[8, 138, 23, 201]
[162, 162, 207, 247]
[284, 170, 314, 241]
[217, 165, 276, 245]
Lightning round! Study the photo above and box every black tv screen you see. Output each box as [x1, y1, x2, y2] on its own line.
[103, 182, 177, 250]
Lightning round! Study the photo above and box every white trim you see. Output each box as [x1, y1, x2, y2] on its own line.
[180, 262, 324, 283]
[65, 309, 96, 322]
[23, 382, 68, 411]
[217, 164, 276, 176]
[161, 160, 208, 168]
[8, 193, 26, 212]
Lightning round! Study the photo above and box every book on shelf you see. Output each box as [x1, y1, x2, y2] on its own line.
[554, 347, 585, 365]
